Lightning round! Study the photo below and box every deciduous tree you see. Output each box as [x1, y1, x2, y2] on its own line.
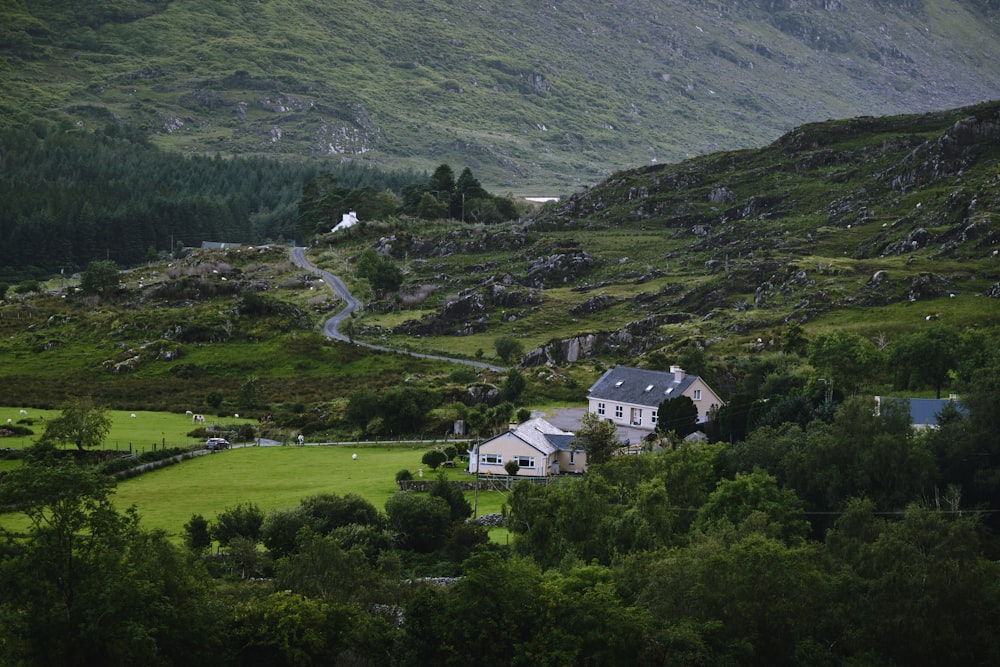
[574, 410, 621, 465]
[41, 396, 112, 451]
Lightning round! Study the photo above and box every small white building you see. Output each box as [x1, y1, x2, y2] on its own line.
[587, 365, 724, 431]
[332, 211, 359, 232]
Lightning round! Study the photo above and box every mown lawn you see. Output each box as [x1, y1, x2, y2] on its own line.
[1, 443, 511, 543]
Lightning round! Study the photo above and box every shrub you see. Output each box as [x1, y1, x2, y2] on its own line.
[396, 469, 414, 482]
[421, 450, 447, 470]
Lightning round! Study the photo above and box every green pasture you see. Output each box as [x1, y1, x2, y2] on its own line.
[1, 442, 511, 543]
[0, 407, 257, 452]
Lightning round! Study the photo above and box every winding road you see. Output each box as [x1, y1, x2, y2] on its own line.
[290, 247, 505, 372]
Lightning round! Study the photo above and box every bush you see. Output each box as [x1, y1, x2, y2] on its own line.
[421, 449, 447, 470]
[396, 469, 414, 482]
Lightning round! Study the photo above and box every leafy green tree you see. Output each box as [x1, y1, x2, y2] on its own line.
[260, 506, 311, 558]
[421, 449, 447, 470]
[429, 472, 472, 521]
[380, 386, 439, 435]
[79, 259, 120, 297]
[825, 499, 1000, 665]
[493, 335, 523, 363]
[416, 191, 449, 219]
[299, 492, 382, 533]
[229, 590, 368, 665]
[499, 367, 527, 402]
[574, 410, 621, 465]
[782, 397, 936, 513]
[694, 469, 810, 543]
[657, 394, 699, 437]
[345, 388, 380, 431]
[505, 460, 521, 476]
[781, 320, 808, 355]
[0, 463, 213, 665]
[354, 247, 403, 296]
[184, 513, 212, 554]
[385, 491, 451, 552]
[889, 324, 960, 398]
[211, 502, 265, 548]
[808, 330, 881, 395]
[41, 396, 112, 451]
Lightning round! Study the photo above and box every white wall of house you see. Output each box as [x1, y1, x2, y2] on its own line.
[589, 377, 722, 431]
[470, 432, 550, 477]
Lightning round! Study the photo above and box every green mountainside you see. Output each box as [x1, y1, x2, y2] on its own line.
[3, 101, 996, 414]
[351, 101, 1000, 363]
[2, 0, 999, 189]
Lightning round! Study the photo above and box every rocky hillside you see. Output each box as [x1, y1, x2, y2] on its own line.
[347, 101, 1000, 362]
[2, 0, 999, 189]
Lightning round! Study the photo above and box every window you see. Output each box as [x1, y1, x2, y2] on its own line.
[569, 450, 576, 465]
[597, 402, 605, 416]
[515, 456, 534, 468]
[614, 405, 623, 419]
[651, 410, 658, 424]
[481, 452, 501, 465]
[693, 389, 702, 400]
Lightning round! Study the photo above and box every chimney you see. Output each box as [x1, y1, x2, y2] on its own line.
[670, 365, 685, 382]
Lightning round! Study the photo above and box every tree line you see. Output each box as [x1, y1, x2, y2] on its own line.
[3, 364, 1000, 665]
[0, 121, 426, 282]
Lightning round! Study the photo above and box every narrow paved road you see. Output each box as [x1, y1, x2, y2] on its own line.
[290, 247, 505, 372]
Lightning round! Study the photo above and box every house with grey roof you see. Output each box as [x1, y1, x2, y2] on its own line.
[587, 365, 724, 432]
[468, 417, 586, 477]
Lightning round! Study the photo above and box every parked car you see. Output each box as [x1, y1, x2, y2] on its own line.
[205, 437, 230, 451]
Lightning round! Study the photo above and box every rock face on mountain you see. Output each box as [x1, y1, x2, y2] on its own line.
[4, 1, 1000, 187]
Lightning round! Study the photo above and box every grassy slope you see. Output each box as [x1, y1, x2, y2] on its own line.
[1, 1, 999, 189]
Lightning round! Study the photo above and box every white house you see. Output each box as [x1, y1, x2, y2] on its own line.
[331, 210, 359, 232]
[587, 365, 724, 431]
[468, 417, 586, 478]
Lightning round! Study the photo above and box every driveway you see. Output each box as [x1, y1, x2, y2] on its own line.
[535, 407, 648, 445]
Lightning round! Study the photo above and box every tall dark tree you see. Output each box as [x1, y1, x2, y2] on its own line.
[657, 395, 699, 437]
[889, 324, 960, 398]
[427, 164, 456, 205]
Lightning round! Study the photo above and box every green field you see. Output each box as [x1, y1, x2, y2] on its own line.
[1, 440, 510, 542]
[0, 407, 258, 452]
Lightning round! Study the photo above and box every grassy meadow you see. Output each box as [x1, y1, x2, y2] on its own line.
[1, 409, 510, 542]
[0, 407, 257, 452]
